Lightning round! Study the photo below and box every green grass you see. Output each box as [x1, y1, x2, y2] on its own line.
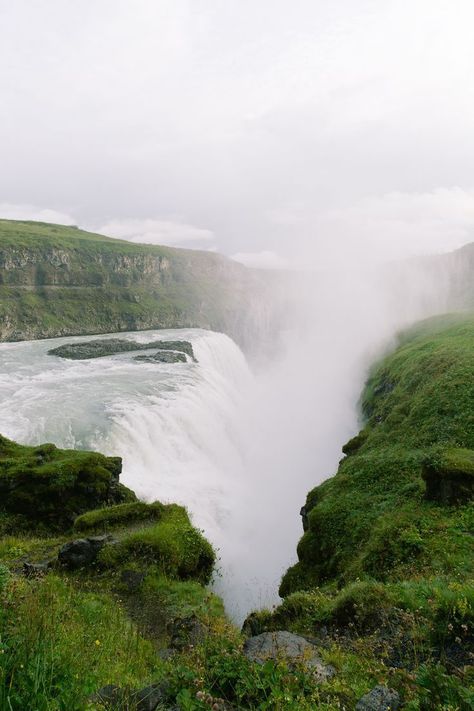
[98, 505, 215, 584]
[0, 574, 161, 711]
[74, 501, 166, 533]
[0, 219, 267, 346]
[281, 314, 474, 595]
[0, 435, 135, 532]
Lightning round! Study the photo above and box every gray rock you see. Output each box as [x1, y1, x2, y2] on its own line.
[132, 683, 168, 711]
[355, 685, 401, 711]
[90, 684, 123, 706]
[23, 560, 54, 577]
[134, 351, 187, 364]
[58, 535, 112, 569]
[243, 631, 335, 682]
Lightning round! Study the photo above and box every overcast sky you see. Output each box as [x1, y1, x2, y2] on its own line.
[1, 0, 474, 267]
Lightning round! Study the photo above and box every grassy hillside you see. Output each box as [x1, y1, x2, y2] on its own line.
[0, 219, 277, 349]
[247, 314, 474, 709]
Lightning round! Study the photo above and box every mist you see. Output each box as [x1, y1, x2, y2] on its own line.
[1, 0, 474, 620]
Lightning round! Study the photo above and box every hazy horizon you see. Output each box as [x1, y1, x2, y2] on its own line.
[2, 1, 474, 269]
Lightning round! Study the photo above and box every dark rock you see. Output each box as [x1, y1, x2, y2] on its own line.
[23, 560, 54, 577]
[120, 568, 146, 592]
[48, 338, 196, 362]
[300, 505, 309, 532]
[342, 428, 369, 456]
[241, 611, 266, 637]
[90, 684, 124, 707]
[132, 683, 169, 711]
[134, 351, 187, 364]
[168, 614, 207, 650]
[243, 631, 335, 682]
[423, 447, 474, 504]
[58, 535, 112, 569]
[355, 685, 400, 710]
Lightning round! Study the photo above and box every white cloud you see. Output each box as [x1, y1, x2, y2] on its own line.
[0, 203, 76, 225]
[95, 218, 215, 248]
[231, 250, 289, 269]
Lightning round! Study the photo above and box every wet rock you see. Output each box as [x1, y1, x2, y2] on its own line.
[49, 338, 196, 361]
[355, 685, 400, 711]
[134, 351, 187, 364]
[58, 535, 112, 569]
[243, 631, 335, 682]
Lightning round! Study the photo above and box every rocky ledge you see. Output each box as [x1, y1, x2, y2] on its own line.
[48, 337, 197, 362]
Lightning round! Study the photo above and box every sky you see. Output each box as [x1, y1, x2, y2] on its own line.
[1, 0, 474, 267]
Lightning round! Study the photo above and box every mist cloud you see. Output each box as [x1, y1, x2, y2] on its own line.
[1, 1, 474, 263]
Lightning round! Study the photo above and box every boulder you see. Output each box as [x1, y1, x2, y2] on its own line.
[58, 535, 112, 569]
[23, 560, 54, 577]
[355, 685, 400, 711]
[243, 631, 334, 682]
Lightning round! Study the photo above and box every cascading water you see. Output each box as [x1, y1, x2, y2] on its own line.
[0, 328, 274, 619]
[0, 261, 455, 622]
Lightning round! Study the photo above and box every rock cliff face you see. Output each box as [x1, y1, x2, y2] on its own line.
[0, 219, 281, 350]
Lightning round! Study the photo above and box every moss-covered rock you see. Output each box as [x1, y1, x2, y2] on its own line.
[0, 435, 136, 530]
[422, 448, 474, 504]
[97, 504, 215, 584]
[74, 501, 165, 533]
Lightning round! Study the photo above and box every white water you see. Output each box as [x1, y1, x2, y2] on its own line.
[0, 328, 270, 618]
[0, 260, 454, 621]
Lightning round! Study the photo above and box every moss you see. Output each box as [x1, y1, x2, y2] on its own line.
[423, 447, 474, 504]
[74, 501, 165, 533]
[0, 435, 135, 531]
[98, 505, 215, 584]
[281, 314, 474, 596]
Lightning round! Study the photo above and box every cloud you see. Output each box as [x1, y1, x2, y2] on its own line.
[231, 250, 289, 269]
[0, 203, 76, 225]
[95, 218, 215, 248]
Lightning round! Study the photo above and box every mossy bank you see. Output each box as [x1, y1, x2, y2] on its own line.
[250, 313, 474, 709]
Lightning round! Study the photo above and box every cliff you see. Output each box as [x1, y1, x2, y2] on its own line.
[247, 313, 474, 709]
[0, 219, 279, 350]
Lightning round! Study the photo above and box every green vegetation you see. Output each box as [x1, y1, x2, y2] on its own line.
[0, 435, 135, 532]
[0, 219, 272, 348]
[98, 504, 215, 584]
[249, 313, 473, 708]
[2, 309, 474, 708]
[74, 501, 165, 533]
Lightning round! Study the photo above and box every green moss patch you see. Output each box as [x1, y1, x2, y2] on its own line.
[74, 501, 165, 533]
[98, 505, 215, 584]
[0, 435, 135, 531]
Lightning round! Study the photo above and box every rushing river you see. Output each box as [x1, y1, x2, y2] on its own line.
[0, 328, 297, 620]
[0, 321, 378, 621]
